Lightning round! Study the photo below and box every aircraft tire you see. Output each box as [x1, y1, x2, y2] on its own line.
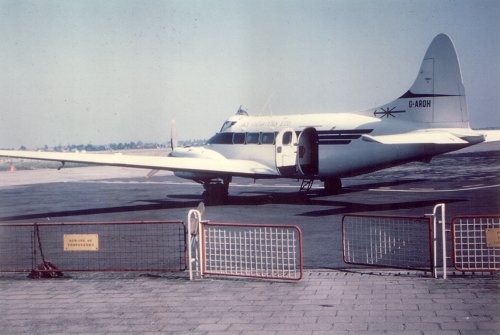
[324, 178, 342, 195]
[203, 183, 229, 205]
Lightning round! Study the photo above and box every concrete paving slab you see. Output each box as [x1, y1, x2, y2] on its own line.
[0, 270, 498, 334]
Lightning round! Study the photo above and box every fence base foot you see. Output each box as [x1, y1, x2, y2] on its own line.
[28, 261, 64, 279]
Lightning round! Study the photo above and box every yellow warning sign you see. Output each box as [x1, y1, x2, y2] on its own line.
[485, 228, 500, 248]
[64, 234, 99, 251]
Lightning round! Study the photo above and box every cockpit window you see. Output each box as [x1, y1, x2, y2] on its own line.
[245, 132, 260, 144]
[220, 121, 236, 132]
[260, 132, 275, 144]
[207, 132, 233, 144]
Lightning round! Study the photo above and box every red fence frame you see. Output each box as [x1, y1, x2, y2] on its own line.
[201, 222, 303, 281]
[452, 215, 500, 272]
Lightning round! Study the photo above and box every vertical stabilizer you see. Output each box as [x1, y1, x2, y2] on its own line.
[376, 34, 469, 128]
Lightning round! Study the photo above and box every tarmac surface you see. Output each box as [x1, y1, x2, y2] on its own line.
[0, 143, 499, 334]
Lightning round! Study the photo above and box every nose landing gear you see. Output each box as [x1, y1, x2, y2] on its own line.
[202, 177, 231, 205]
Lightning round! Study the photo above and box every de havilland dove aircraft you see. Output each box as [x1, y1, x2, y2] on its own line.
[1, 34, 499, 205]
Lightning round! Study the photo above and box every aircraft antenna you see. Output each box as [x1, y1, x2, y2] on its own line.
[236, 105, 248, 116]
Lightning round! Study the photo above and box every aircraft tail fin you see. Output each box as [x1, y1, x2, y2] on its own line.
[375, 34, 469, 128]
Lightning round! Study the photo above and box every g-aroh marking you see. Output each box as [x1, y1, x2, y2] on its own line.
[409, 100, 432, 108]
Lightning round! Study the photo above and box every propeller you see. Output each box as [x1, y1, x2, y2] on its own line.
[145, 169, 159, 179]
[145, 119, 177, 180]
[170, 119, 178, 150]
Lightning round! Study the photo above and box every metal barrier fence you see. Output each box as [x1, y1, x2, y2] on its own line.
[452, 215, 500, 272]
[200, 222, 303, 280]
[0, 221, 186, 275]
[343, 214, 433, 272]
[6, 209, 498, 279]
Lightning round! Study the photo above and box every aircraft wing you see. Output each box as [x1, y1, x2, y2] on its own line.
[361, 130, 484, 145]
[0, 150, 277, 178]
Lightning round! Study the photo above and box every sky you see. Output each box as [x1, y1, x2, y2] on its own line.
[0, 0, 499, 149]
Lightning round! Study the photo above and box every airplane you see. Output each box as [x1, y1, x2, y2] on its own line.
[1, 33, 499, 205]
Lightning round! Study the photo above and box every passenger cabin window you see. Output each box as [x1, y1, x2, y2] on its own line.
[282, 131, 293, 145]
[260, 132, 275, 145]
[233, 133, 245, 144]
[245, 132, 260, 144]
[208, 132, 278, 145]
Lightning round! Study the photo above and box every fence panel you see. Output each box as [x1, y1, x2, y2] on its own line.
[0, 221, 186, 273]
[201, 223, 302, 280]
[452, 215, 500, 272]
[343, 214, 433, 272]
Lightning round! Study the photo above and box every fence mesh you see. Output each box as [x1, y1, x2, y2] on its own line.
[202, 223, 302, 280]
[452, 216, 500, 272]
[0, 221, 186, 273]
[0, 224, 34, 272]
[343, 215, 433, 272]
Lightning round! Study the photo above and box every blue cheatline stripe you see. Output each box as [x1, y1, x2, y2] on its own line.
[319, 135, 363, 140]
[317, 129, 373, 145]
[317, 129, 373, 135]
[319, 140, 352, 145]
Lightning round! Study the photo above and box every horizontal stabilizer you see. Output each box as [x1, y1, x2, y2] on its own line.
[361, 131, 476, 145]
[481, 130, 500, 143]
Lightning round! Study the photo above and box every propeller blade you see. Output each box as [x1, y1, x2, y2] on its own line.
[145, 169, 159, 179]
[170, 119, 178, 150]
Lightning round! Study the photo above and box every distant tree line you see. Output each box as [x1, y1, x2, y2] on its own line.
[15, 139, 207, 151]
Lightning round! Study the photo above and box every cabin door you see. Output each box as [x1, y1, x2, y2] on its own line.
[297, 127, 318, 177]
[275, 128, 298, 177]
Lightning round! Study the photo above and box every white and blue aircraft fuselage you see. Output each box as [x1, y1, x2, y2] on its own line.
[1, 34, 497, 204]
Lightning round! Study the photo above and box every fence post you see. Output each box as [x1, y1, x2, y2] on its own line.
[187, 209, 201, 280]
[428, 203, 446, 279]
[439, 204, 447, 279]
[187, 203, 206, 280]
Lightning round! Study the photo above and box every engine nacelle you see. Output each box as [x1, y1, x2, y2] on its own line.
[169, 146, 227, 182]
[168, 146, 226, 159]
[174, 171, 221, 181]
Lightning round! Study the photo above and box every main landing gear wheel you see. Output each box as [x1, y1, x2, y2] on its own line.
[323, 178, 342, 195]
[202, 178, 230, 205]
